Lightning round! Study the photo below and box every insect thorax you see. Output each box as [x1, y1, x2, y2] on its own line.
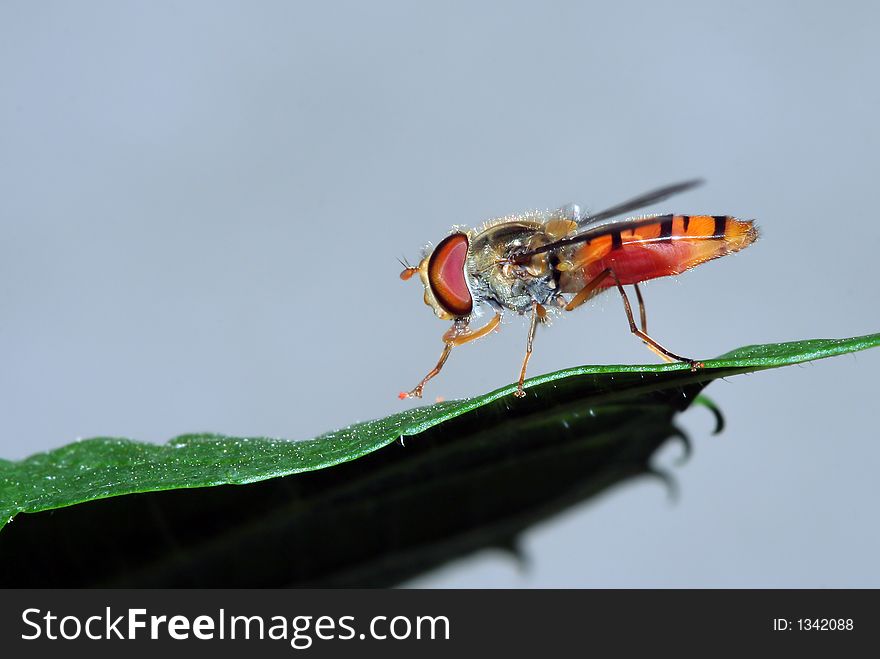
[466, 221, 561, 314]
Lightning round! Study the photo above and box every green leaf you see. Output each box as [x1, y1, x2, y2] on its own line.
[0, 333, 877, 586]
[2, 333, 877, 537]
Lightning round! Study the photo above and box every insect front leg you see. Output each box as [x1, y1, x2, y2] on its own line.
[514, 302, 546, 398]
[611, 273, 703, 370]
[399, 313, 502, 399]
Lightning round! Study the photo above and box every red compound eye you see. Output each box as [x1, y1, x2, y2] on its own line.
[427, 233, 472, 316]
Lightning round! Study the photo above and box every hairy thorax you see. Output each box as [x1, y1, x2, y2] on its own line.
[467, 220, 571, 314]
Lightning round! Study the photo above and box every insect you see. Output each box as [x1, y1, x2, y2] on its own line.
[398, 180, 758, 399]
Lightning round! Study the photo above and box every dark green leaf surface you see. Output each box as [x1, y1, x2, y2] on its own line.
[1, 333, 878, 535]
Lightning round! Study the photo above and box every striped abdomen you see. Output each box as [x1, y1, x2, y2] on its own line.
[560, 214, 758, 291]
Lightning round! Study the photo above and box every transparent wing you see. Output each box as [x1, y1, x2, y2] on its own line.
[518, 179, 704, 259]
[551, 202, 585, 223]
[576, 179, 703, 228]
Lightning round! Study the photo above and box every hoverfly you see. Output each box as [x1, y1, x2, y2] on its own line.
[398, 180, 757, 399]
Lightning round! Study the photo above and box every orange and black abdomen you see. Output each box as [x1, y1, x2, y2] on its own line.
[571, 214, 758, 287]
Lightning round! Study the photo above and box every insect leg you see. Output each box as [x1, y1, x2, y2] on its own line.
[399, 343, 453, 400]
[633, 283, 675, 363]
[515, 302, 543, 398]
[633, 283, 648, 332]
[564, 268, 612, 311]
[399, 313, 502, 399]
[611, 273, 703, 370]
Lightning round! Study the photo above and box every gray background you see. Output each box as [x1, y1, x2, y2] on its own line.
[1, 0, 878, 587]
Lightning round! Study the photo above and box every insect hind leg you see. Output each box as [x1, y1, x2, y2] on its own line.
[614, 276, 703, 370]
[633, 283, 675, 364]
